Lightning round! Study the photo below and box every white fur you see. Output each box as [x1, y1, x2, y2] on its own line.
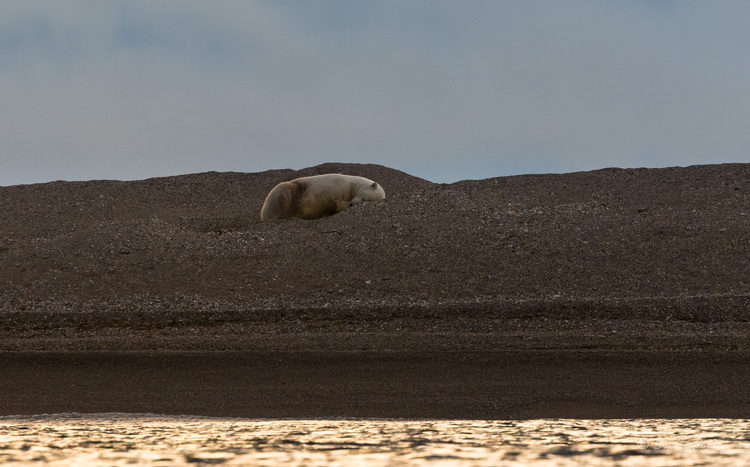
[260, 174, 386, 220]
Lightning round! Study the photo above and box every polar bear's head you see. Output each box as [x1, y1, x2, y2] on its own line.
[356, 178, 386, 202]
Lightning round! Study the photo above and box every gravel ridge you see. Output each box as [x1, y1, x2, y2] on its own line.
[1, 162, 749, 351]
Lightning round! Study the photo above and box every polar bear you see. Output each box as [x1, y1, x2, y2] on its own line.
[260, 173, 386, 220]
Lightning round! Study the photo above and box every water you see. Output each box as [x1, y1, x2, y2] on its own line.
[0, 414, 748, 466]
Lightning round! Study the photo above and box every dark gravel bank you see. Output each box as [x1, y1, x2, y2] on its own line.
[1, 162, 749, 418]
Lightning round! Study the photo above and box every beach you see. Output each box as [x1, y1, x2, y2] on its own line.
[1, 162, 749, 418]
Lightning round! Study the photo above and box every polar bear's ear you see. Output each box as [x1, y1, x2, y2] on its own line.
[371, 182, 378, 188]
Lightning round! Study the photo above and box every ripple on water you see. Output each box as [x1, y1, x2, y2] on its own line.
[0, 414, 748, 466]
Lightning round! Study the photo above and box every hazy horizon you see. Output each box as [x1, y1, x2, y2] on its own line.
[3, 1, 749, 186]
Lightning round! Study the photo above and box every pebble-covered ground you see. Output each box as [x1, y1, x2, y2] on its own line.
[1, 162, 749, 351]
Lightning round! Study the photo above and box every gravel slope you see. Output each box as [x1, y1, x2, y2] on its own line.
[1, 162, 749, 351]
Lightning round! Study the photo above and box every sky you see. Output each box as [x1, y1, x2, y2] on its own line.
[2, 0, 750, 186]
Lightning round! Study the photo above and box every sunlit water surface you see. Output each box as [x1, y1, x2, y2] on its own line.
[0, 414, 748, 466]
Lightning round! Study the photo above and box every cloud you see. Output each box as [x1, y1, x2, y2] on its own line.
[2, 1, 750, 185]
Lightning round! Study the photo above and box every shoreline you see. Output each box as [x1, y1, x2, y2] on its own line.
[6, 349, 750, 419]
